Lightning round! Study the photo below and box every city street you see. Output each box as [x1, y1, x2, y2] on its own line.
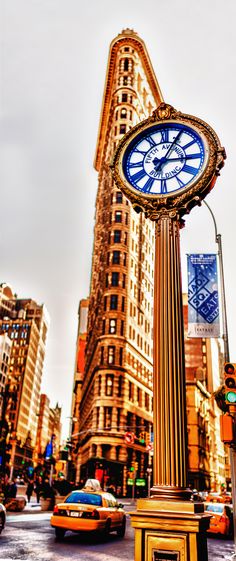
[0, 507, 235, 561]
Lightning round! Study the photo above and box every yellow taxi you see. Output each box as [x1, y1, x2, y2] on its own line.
[204, 502, 233, 536]
[50, 481, 126, 540]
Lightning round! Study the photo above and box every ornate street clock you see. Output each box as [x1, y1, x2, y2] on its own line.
[111, 103, 226, 219]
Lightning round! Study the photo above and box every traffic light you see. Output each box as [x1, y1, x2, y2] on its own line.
[220, 413, 234, 443]
[224, 363, 236, 404]
[139, 431, 146, 444]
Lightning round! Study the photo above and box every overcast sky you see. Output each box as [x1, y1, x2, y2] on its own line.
[1, 0, 236, 440]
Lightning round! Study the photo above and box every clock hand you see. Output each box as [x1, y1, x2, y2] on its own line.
[164, 129, 183, 160]
[164, 153, 201, 162]
[152, 130, 183, 172]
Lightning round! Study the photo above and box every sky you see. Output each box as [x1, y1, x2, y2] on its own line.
[1, 0, 236, 440]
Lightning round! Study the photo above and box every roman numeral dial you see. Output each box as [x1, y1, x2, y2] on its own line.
[122, 122, 207, 197]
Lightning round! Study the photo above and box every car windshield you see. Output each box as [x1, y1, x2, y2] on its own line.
[205, 504, 224, 513]
[65, 492, 102, 506]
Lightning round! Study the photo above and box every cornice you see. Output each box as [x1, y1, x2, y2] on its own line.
[94, 29, 163, 172]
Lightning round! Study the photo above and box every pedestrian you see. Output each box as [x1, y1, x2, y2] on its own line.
[26, 479, 34, 503]
[34, 476, 42, 503]
[8, 478, 17, 499]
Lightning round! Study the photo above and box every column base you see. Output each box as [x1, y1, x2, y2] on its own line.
[130, 498, 211, 561]
[150, 485, 192, 502]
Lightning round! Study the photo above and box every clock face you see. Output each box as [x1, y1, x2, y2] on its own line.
[122, 122, 208, 197]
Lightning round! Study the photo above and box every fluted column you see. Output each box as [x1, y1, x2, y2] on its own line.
[151, 211, 190, 501]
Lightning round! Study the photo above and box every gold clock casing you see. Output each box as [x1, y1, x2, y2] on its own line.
[111, 103, 226, 220]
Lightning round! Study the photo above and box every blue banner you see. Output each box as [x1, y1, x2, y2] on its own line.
[187, 254, 220, 338]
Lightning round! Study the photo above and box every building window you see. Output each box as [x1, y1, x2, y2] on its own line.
[120, 108, 127, 119]
[98, 375, 102, 395]
[110, 295, 118, 310]
[116, 192, 123, 203]
[111, 272, 119, 286]
[113, 251, 120, 264]
[120, 124, 126, 134]
[109, 319, 117, 334]
[122, 93, 127, 102]
[122, 274, 126, 288]
[129, 381, 134, 401]
[115, 211, 122, 223]
[117, 408, 121, 430]
[96, 407, 100, 428]
[122, 297, 125, 312]
[114, 230, 121, 243]
[106, 375, 114, 396]
[104, 407, 112, 429]
[119, 348, 123, 366]
[104, 296, 107, 311]
[124, 58, 129, 71]
[120, 320, 124, 336]
[108, 346, 115, 365]
[105, 273, 109, 288]
[102, 319, 106, 335]
[118, 375, 123, 397]
[145, 393, 149, 410]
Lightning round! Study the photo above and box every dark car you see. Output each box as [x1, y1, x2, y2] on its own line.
[0, 503, 6, 534]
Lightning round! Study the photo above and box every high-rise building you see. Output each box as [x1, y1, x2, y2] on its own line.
[75, 29, 162, 494]
[183, 295, 226, 491]
[73, 30, 226, 495]
[0, 283, 49, 473]
[0, 333, 12, 418]
[35, 393, 61, 468]
[70, 299, 89, 481]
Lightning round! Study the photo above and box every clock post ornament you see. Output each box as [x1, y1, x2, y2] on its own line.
[111, 103, 226, 561]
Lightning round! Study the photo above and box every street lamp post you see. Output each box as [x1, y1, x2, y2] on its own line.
[203, 200, 229, 362]
[203, 200, 236, 554]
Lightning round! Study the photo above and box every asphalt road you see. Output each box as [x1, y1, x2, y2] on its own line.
[0, 510, 235, 561]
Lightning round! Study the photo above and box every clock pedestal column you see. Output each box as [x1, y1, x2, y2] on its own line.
[129, 210, 211, 561]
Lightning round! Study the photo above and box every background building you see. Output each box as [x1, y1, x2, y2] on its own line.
[35, 393, 61, 472]
[70, 299, 89, 481]
[183, 295, 226, 491]
[0, 282, 49, 475]
[72, 30, 227, 495]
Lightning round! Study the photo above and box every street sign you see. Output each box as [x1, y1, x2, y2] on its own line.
[124, 432, 134, 444]
[136, 478, 146, 487]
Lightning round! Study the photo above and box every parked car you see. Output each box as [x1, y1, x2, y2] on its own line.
[204, 502, 233, 537]
[50, 487, 126, 540]
[0, 503, 6, 534]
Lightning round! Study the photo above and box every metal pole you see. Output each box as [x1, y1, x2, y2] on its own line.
[203, 200, 235, 553]
[203, 200, 229, 362]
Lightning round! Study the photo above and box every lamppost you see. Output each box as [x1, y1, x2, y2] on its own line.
[111, 101, 225, 561]
[203, 200, 236, 552]
[203, 200, 229, 363]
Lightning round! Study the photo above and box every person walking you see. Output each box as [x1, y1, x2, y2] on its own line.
[26, 479, 34, 503]
[34, 476, 42, 503]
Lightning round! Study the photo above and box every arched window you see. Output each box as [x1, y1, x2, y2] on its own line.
[124, 58, 129, 71]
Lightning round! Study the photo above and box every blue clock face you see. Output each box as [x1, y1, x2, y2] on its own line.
[122, 123, 207, 196]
